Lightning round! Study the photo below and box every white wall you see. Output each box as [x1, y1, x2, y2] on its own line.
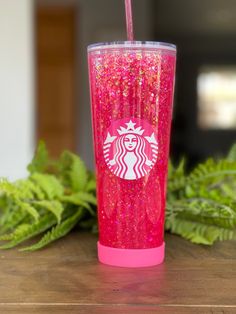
[0, 0, 34, 180]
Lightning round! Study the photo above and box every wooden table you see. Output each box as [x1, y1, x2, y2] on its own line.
[0, 232, 235, 313]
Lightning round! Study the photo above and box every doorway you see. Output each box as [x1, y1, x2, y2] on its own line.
[36, 6, 77, 157]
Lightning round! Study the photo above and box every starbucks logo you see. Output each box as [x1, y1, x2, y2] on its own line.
[103, 118, 158, 180]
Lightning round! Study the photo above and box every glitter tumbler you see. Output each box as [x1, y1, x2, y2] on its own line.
[88, 41, 176, 267]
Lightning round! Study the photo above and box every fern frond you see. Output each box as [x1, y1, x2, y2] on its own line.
[220, 182, 236, 201]
[60, 194, 95, 216]
[15, 200, 39, 221]
[21, 208, 84, 251]
[16, 179, 45, 200]
[59, 151, 88, 192]
[30, 173, 64, 200]
[188, 159, 236, 185]
[167, 198, 236, 230]
[168, 158, 187, 192]
[0, 179, 18, 197]
[169, 159, 236, 192]
[0, 195, 8, 212]
[218, 228, 236, 241]
[0, 214, 57, 249]
[86, 180, 96, 193]
[86, 171, 96, 192]
[27, 141, 49, 174]
[33, 200, 64, 223]
[0, 206, 12, 226]
[0, 224, 31, 241]
[0, 207, 27, 234]
[70, 192, 97, 206]
[0, 177, 43, 202]
[165, 216, 236, 245]
[227, 143, 236, 162]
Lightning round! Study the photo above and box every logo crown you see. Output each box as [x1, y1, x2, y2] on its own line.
[117, 120, 145, 135]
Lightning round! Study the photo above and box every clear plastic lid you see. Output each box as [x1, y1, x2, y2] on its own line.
[88, 41, 176, 53]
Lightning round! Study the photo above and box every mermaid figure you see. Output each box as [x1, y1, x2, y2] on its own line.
[109, 133, 152, 180]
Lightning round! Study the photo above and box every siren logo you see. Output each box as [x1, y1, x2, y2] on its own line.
[103, 118, 158, 180]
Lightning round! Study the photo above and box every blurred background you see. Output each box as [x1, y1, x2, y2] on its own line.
[0, 0, 235, 179]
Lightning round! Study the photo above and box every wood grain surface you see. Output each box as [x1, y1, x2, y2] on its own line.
[0, 232, 235, 313]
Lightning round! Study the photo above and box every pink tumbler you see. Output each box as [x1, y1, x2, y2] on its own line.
[88, 41, 176, 267]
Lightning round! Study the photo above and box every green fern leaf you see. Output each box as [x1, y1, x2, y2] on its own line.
[169, 158, 236, 192]
[60, 194, 95, 216]
[0, 195, 7, 211]
[15, 200, 39, 221]
[86, 180, 96, 193]
[168, 158, 187, 192]
[86, 171, 96, 192]
[30, 173, 64, 200]
[227, 143, 236, 162]
[15, 180, 34, 199]
[0, 214, 57, 249]
[16, 179, 45, 200]
[0, 205, 13, 227]
[165, 216, 236, 245]
[33, 200, 64, 223]
[0, 179, 18, 197]
[167, 198, 236, 230]
[59, 151, 88, 192]
[218, 228, 236, 241]
[188, 159, 236, 185]
[70, 192, 97, 206]
[0, 177, 44, 202]
[0, 224, 31, 241]
[27, 140, 49, 174]
[21, 208, 84, 251]
[0, 207, 27, 234]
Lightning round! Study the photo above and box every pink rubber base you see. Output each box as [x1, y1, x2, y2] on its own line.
[97, 242, 165, 268]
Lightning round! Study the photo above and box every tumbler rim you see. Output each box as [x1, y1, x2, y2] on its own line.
[87, 41, 176, 53]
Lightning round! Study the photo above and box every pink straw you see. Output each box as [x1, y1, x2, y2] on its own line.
[125, 0, 134, 41]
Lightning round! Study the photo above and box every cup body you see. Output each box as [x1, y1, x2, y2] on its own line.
[88, 41, 176, 267]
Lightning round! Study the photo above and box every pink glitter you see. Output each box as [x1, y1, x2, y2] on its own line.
[88, 43, 176, 249]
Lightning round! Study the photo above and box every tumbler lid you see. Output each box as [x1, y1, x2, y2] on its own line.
[88, 41, 176, 53]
